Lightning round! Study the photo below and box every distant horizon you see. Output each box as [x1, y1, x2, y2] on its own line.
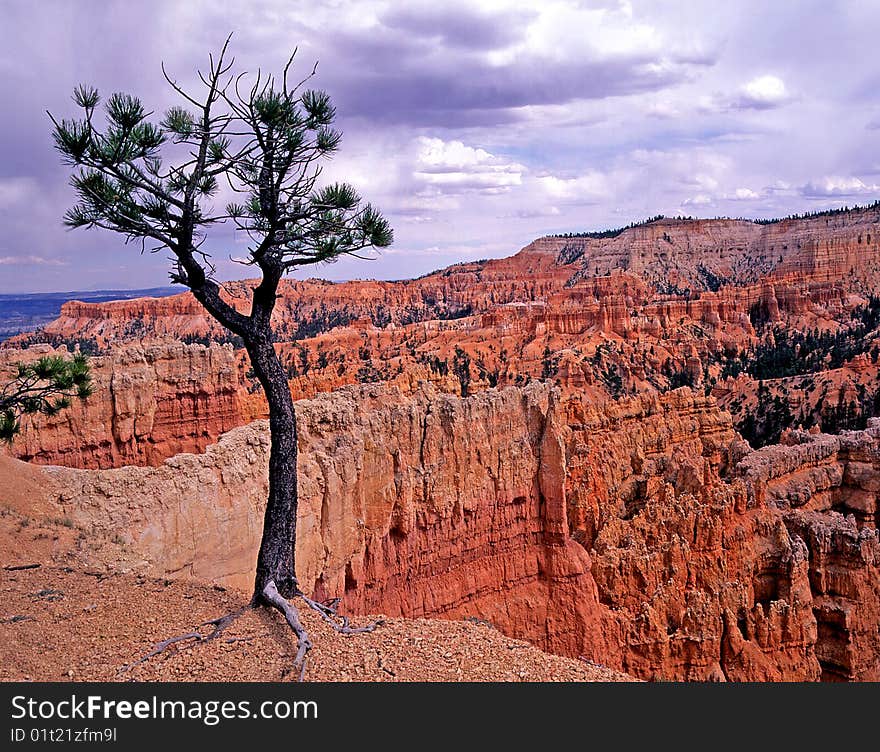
[5, 197, 879, 296]
[0, 285, 178, 298]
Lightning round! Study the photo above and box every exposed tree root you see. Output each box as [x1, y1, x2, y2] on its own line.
[121, 632, 203, 673]
[298, 593, 384, 635]
[119, 605, 252, 674]
[121, 582, 381, 682]
[262, 581, 312, 682]
[261, 583, 384, 681]
[202, 606, 251, 635]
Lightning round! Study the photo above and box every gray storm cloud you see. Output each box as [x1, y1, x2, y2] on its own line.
[1, 0, 878, 292]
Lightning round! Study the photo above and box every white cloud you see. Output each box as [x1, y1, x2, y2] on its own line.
[395, 214, 435, 224]
[486, 1, 663, 66]
[413, 137, 525, 194]
[682, 186, 765, 207]
[537, 171, 610, 203]
[416, 138, 495, 171]
[800, 176, 880, 198]
[729, 187, 761, 200]
[739, 75, 788, 108]
[682, 194, 713, 207]
[701, 74, 793, 113]
[0, 255, 67, 266]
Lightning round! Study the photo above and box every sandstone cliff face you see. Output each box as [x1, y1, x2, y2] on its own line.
[591, 483, 821, 681]
[294, 382, 619, 661]
[562, 388, 737, 544]
[735, 428, 880, 680]
[8, 382, 877, 681]
[1, 342, 260, 468]
[561, 219, 769, 290]
[25, 383, 618, 663]
[580, 412, 879, 682]
[562, 387, 823, 681]
[561, 206, 880, 293]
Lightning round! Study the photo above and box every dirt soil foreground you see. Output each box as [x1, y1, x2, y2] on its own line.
[0, 514, 633, 683]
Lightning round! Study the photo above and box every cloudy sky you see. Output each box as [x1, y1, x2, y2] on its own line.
[1, 0, 879, 293]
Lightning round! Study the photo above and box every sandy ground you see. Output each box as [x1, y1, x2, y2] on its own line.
[0, 512, 634, 683]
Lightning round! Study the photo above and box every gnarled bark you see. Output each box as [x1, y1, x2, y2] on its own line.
[245, 336, 300, 601]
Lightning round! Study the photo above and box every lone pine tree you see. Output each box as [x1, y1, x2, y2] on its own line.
[50, 37, 392, 676]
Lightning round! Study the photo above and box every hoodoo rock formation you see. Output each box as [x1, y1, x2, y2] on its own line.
[4, 382, 878, 681]
[4, 205, 880, 681]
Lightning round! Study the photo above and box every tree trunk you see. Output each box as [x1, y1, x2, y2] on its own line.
[246, 335, 299, 602]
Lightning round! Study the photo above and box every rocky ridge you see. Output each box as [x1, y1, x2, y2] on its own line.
[7, 211, 880, 471]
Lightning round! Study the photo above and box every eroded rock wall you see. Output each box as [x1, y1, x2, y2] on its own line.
[8, 382, 877, 680]
[23, 383, 619, 663]
[0, 342, 260, 468]
[23, 207, 880, 353]
[735, 429, 880, 680]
